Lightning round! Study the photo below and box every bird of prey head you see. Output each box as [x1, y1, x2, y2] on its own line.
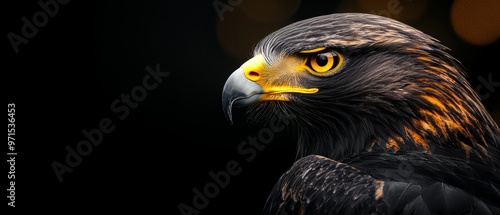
[222, 13, 500, 214]
[222, 12, 499, 161]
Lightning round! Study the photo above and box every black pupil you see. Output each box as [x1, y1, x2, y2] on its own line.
[315, 54, 328, 66]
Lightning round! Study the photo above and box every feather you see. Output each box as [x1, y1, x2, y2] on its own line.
[222, 12, 500, 215]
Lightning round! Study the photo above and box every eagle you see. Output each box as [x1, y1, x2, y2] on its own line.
[221, 13, 500, 214]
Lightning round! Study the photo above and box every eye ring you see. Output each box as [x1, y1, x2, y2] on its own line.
[306, 51, 343, 75]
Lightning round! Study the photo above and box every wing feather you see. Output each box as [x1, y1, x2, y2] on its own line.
[263, 154, 500, 215]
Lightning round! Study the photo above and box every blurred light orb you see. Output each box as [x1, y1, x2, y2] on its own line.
[352, 0, 428, 22]
[216, 0, 300, 60]
[451, 0, 500, 46]
[240, 0, 301, 24]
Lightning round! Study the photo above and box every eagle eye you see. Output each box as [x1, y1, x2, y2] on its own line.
[306, 51, 343, 75]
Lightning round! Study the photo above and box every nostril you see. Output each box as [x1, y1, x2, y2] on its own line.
[249, 71, 259, 77]
[246, 70, 261, 81]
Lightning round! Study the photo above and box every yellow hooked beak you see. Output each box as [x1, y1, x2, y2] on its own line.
[222, 54, 318, 124]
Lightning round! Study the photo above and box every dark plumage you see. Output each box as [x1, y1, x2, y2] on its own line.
[222, 13, 500, 214]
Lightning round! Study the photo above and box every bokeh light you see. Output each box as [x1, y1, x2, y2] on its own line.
[216, 0, 301, 61]
[451, 0, 500, 46]
[336, 0, 428, 23]
[240, 0, 301, 24]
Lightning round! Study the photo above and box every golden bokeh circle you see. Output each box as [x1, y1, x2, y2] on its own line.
[216, 7, 292, 61]
[336, 0, 428, 23]
[240, 0, 301, 24]
[451, 0, 500, 45]
[216, 0, 301, 60]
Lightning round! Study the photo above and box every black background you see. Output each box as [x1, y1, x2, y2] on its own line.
[4, 0, 499, 214]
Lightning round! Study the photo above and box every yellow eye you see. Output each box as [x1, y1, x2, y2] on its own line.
[307, 51, 342, 74]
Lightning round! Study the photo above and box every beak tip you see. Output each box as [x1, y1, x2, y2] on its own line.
[222, 90, 234, 125]
[223, 104, 234, 125]
[221, 67, 263, 125]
